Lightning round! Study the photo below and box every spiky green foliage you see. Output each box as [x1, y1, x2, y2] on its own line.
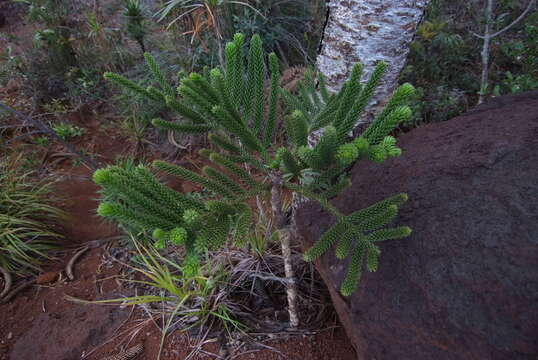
[93, 162, 254, 266]
[144, 53, 174, 97]
[208, 153, 258, 187]
[340, 242, 366, 297]
[169, 227, 188, 246]
[245, 34, 265, 132]
[152, 118, 212, 134]
[153, 160, 234, 199]
[284, 110, 309, 148]
[123, 0, 147, 53]
[95, 34, 417, 296]
[264, 53, 280, 147]
[310, 125, 338, 170]
[104, 72, 159, 101]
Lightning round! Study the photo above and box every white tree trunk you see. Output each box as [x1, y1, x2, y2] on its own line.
[317, 0, 431, 118]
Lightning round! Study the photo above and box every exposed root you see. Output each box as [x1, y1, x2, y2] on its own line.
[0, 278, 36, 304]
[0, 266, 12, 299]
[100, 343, 143, 360]
[66, 246, 89, 281]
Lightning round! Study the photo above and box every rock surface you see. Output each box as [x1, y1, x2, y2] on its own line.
[10, 301, 127, 360]
[296, 91, 538, 360]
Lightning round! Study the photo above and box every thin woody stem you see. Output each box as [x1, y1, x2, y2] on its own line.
[271, 181, 299, 328]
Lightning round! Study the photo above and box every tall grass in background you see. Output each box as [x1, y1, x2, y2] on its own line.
[155, 0, 326, 66]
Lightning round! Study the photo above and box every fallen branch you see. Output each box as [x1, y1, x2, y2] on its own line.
[0, 266, 12, 299]
[66, 246, 90, 281]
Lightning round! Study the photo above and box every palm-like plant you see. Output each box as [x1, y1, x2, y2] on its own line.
[123, 0, 148, 53]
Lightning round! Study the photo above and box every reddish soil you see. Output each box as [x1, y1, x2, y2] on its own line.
[0, 115, 356, 359]
[0, 6, 355, 356]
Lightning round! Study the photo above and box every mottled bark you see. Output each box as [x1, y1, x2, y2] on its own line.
[317, 0, 430, 119]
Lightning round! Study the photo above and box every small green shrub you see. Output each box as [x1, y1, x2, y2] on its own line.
[52, 123, 85, 140]
[98, 34, 415, 297]
[123, 0, 148, 53]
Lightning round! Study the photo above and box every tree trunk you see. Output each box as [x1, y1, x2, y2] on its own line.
[317, 0, 431, 119]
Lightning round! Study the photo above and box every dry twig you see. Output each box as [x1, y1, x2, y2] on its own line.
[66, 246, 90, 281]
[100, 343, 143, 360]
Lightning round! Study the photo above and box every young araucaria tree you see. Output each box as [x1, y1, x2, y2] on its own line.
[95, 34, 415, 328]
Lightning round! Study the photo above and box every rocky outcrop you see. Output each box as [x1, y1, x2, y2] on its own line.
[296, 91, 538, 359]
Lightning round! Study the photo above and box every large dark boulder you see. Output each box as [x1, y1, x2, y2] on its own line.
[296, 91, 538, 360]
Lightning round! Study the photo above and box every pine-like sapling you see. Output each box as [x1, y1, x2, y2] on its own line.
[98, 33, 416, 327]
